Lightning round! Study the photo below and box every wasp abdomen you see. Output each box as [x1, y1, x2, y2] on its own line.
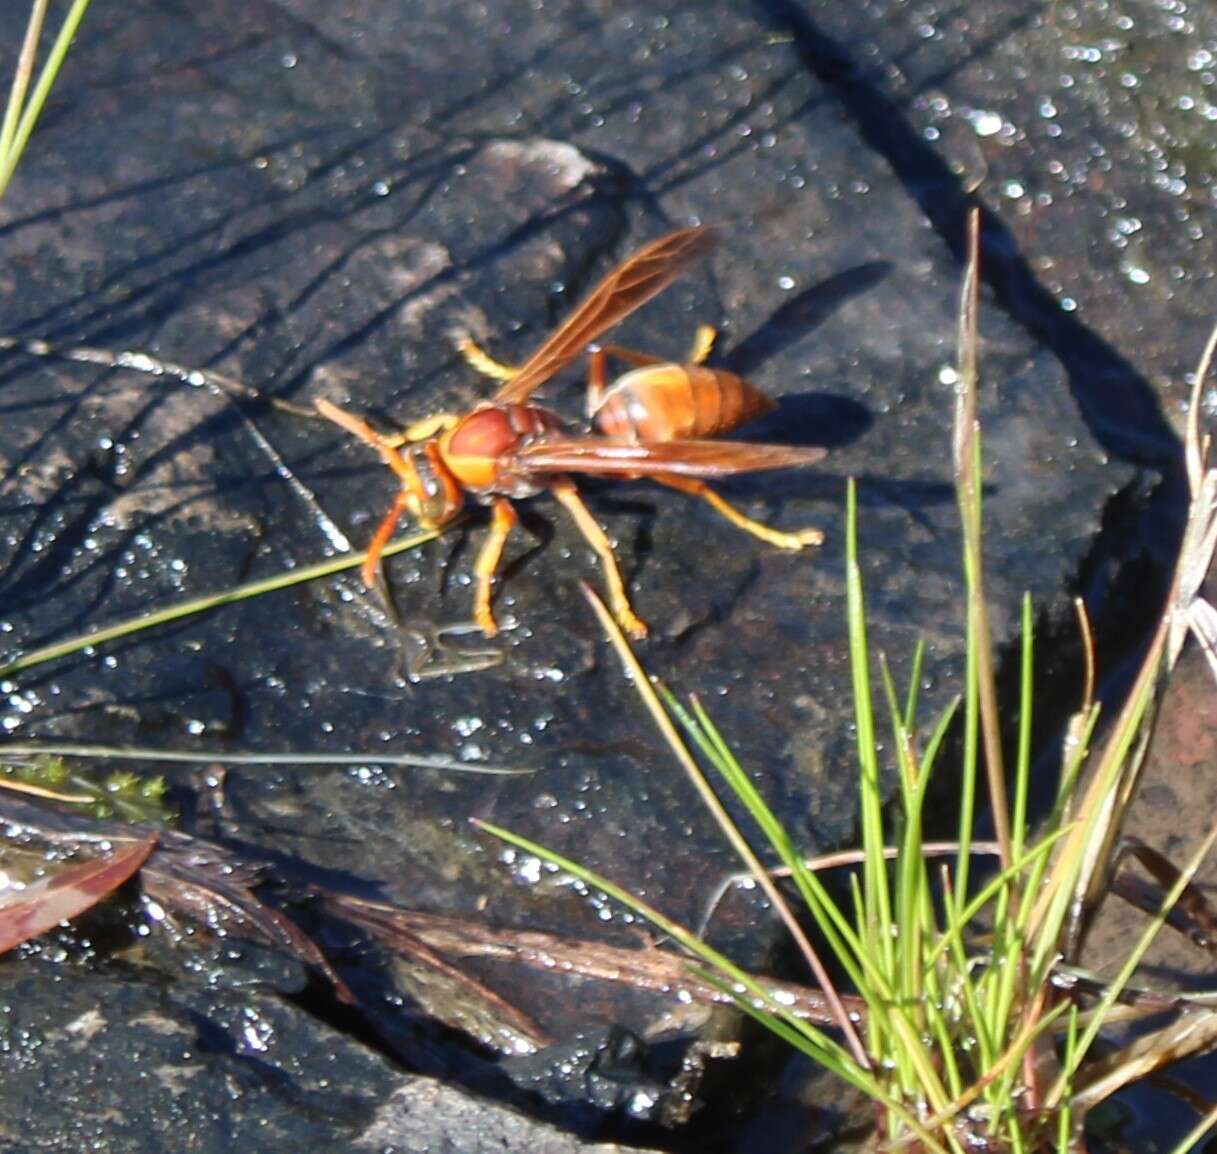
[592, 364, 777, 442]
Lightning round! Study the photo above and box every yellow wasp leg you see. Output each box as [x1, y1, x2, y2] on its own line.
[384, 412, 460, 447]
[550, 477, 647, 639]
[657, 476, 824, 550]
[472, 498, 519, 637]
[456, 336, 520, 382]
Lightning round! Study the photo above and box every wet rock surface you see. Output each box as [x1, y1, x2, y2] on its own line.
[0, 0, 1200, 1148]
[0, 967, 396, 1154]
[0, 967, 663, 1154]
[354, 1079, 667, 1154]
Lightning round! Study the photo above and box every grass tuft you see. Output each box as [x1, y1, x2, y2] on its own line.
[477, 209, 1217, 1150]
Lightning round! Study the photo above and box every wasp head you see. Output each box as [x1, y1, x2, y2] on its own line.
[403, 440, 463, 527]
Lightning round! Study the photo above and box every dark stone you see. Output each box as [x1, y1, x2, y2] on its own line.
[0, 969, 660, 1154]
[0, 0, 1194, 1146]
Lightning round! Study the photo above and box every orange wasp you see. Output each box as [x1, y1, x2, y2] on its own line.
[315, 226, 825, 639]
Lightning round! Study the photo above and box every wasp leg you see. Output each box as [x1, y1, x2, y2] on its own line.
[456, 336, 520, 382]
[472, 498, 519, 637]
[657, 475, 824, 550]
[593, 326, 717, 372]
[589, 343, 663, 368]
[549, 477, 648, 639]
[585, 344, 664, 418]
[384, 412, 460, 447]
[315, 400, 432, 588]
[586, 347, 610, 418]
[686, 323, 717, 365]
[362, 489, 412, 587]
[315, 399, 417, 485]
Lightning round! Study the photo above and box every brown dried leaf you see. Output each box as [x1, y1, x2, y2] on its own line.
[0, 835, 157, 954]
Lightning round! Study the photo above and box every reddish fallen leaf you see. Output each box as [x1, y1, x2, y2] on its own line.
[0, 835, 157, 955]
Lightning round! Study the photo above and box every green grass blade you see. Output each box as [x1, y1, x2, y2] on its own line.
[937, 861, 997, 1074]
[1017, 705, 1101, 935]
[986, 599, 1043, 1077]
[877, 656, 929, 1030]
[1167, 1103, 1217, 1154]
[846, 479, 895, 975]
[1056, 1005, 1079, 1154]
[1011, 594, 1035, 864]
[0, 0, 92, 198]
[920, 697, 961, 782]
[0, 0, 48, 161]
[922, 1000, 1070, 1139]
[583, 587, 870, 1065]
[0, 741, 534, 775]
[0, 526, 440, 679]
[673, 693, 873, 998]
[928, 828, 1072, 971]
[903, 638, 926, 734]
[955, 590, 981, 911]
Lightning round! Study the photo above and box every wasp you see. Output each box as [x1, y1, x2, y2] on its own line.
[315, 226, 825, 639]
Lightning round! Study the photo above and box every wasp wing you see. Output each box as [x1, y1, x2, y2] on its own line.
[492, 226, 718, 406]
[510, 437, 826, 478]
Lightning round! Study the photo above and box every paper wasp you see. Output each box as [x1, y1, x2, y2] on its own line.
[315, 226, 826, 639]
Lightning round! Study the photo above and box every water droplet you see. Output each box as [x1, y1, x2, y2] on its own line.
[515, 855, 543, 885]
[971, 109, 1004, 136]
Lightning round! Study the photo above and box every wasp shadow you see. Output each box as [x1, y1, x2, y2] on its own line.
[713, 262, 890, 451]
[721, 260, 893, 381]
[741, 392, 871, 450]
